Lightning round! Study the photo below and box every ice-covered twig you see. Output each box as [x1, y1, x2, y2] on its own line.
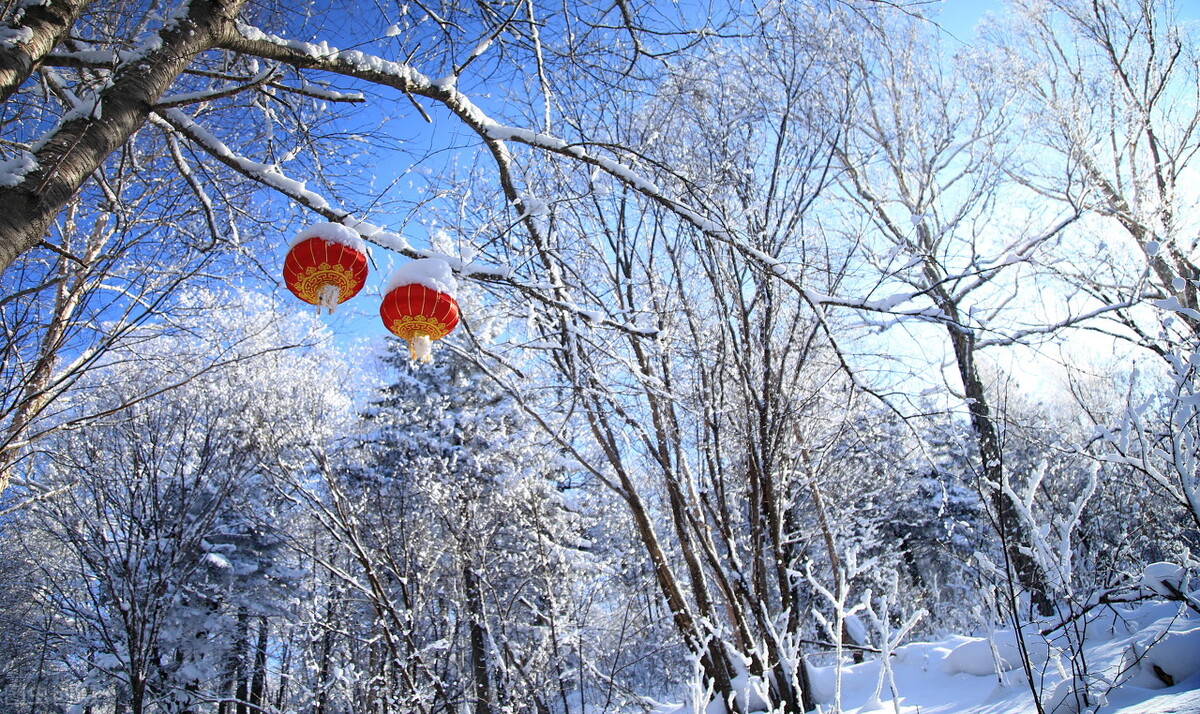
[977, 300, 1138, 348]
[1096, 346, 1200, 531]
[163, 130, 220, 245]
[155, 65, 278, 108]
[864, 579, 926, 714]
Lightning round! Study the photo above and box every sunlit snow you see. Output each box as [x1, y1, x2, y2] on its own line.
[386, 257, 459, 296]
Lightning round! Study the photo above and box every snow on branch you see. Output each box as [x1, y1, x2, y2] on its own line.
[218, 25, 807, 290]
[43, 51, 365, 104]
[0, 0, 89, 103]
[42, 48, 125, 68]
[152, 108, 340, 215]
[223, 22, 437, 91]
[0, 25, 33, 47]
[0, 150, 37, 188]
[163, 130, 220, 242]
[152, 107, 654, 337]
[947, 212, 1081, 304]
[1154, 295, 1200, 323]
[976, 299, 1138, 348]
[280, 78, 365, 103]
[820, 292, 948, 323]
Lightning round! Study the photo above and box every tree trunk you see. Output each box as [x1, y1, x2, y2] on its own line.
[315, 602, 336, 714]
[224, 609, 250, 714]
[464, 564, 493, 714]
[249, 617, 269, 710]
[946, 323, 1054, 616]
[128, 674, 144, 714]
[0, 0, 91, 102]
[273, 639, 291, 712]
[0, 0, 249, 276]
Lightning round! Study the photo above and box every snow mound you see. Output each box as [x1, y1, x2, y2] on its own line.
[941, 631, 1048, 676]
[1122, 627, 1200, 690]
[1106, 671, 1200, 713]
[804, 599, 1199, 714]
[1140, 561, 1187, 597]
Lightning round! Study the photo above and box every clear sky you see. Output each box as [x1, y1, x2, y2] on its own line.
[934, 0, 1199, 43]
[935, 0, 1003, 35]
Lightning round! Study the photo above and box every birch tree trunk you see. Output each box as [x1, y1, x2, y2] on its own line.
[0, 0, 248, 274]
[0, 0, 90, 102]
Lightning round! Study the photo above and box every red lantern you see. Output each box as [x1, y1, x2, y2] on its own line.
[283, 223, 368, 313]
[380, 259, 460, 362]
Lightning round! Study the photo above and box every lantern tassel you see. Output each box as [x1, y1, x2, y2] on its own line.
[408, 334, 434, 363]
[316, 284, 341, 314]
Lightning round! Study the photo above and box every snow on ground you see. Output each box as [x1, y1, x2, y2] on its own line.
[654, 593, 1200, 713]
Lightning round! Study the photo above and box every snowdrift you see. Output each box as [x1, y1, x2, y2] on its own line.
[654, 588, 1200, 714]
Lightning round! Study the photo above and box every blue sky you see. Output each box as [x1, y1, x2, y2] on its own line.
[935, 0, 1004, 41]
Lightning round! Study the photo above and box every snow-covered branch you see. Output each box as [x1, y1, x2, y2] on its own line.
[218, 23, 819, 300]
[154, 106, 659, 337]
[0, 0, 89, 102]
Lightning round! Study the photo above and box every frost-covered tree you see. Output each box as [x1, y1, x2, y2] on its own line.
[989, 0, 1200, 354]
[6, 288, 355, 713]
[0, 522, 75, 711]
[289, 344, 623, 713]
[821, 5, 1099, 616]
[437, 6, 910, 708]
[988, 0, 1200, 536]
[0, 174, 242, 501]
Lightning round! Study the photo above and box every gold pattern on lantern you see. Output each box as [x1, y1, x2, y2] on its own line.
[293, 263, 358, 304]
[386, 315, 453, 342]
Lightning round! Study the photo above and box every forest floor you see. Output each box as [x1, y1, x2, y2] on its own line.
[655, 589, 1200, 713]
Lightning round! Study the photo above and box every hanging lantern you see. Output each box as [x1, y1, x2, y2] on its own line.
[380, 258, 460, 362]
[283, 223, 369, 313]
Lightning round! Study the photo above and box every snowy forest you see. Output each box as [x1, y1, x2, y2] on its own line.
[0, 0, 1198, 712]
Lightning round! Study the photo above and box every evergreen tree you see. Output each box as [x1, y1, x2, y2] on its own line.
[5, 288, 352, 713]
[317, 343, 598, 712]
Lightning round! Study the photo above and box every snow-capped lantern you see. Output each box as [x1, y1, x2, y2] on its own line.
[283, 223, 369, 313]
[380, 258, 460, 362]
